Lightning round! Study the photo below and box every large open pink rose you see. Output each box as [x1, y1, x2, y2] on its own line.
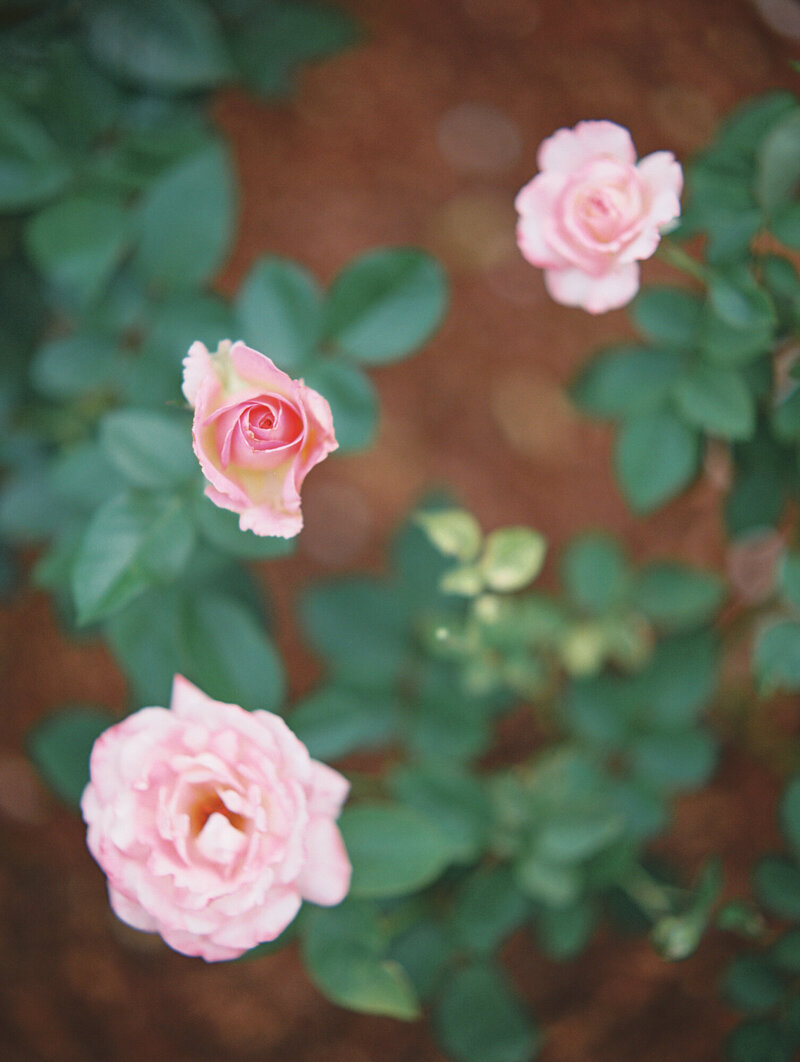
[81, 676, 351, 961]
[515, 121, 683, 313]
[183, 340, 337, 538]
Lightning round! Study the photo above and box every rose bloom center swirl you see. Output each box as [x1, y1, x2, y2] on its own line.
[205, 394, 306, 471]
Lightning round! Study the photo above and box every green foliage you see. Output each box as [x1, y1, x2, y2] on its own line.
[614, 412, 698, 513]
[433, 962, 541, 1062]
[340, 802, 460, 899]
[302, 901, 421, 1020]
[28, 706, 116, 806]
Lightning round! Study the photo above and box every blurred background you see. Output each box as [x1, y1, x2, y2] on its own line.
[2, 1, 800, 1059]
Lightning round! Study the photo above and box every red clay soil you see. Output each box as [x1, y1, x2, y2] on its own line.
[2, 2, 800, 1060]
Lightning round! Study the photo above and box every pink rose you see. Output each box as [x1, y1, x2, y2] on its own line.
[515, 121, 683, 313]
[183, 340, 337, 538]
[81, 675, 351, 961]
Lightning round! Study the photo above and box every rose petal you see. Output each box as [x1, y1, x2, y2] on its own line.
[538, 120, 637, 173]
[544, 261, 640, 314]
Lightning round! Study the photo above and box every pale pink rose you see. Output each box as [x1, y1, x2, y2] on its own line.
[81, 676, 351, 962]
[515, 121, 683, 313]
[183, 340, 337, 538]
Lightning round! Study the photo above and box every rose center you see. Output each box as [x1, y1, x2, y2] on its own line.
[189, 790, 246, 837]
[255, 408, 276, 431]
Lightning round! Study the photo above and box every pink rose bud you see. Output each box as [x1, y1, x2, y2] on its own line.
[183, 340, 338, 538]
[81, 676, 352, 962]
[515, 120, 683, 314]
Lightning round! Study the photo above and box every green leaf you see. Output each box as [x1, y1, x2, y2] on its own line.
[0, 464, 61, 543]
[434, 962, 540, 1062]
[701, 304, 774, 365]
[772, 385, 800, 442]
[28, 706, 116, 807]
[84, 0, 232, 93]
[630, 730, 717, 791]
[389, 919, 452, 1000]
[235, 256, 322, 371]
[708, 272, 775, 332]
[389, 764, 492, 864]
[179, 591, 285, 710]
[134, 140, 235, 290]
[481, 527, 547, 592]
[754, 856, 800, 920]
[514, 854, 582, 907]
[301, 578, 407, 687]
[72, 491, 195, 625]
[99, 409, 197, 489]
[714, 92, 798, 163]
[26, 195, 130, 306]
[302, 902, 420, 1021]
[672, 362, 755, 440]
[450, 866, 530, 955]
[302, 359, 378, 453]
[635, 631, 719, 728]
[0, 93, 70, 210]
[725, 956, 786, 1013]
[633, 563, 724, 629]
[228, 0, 358, 97]
[560, 534, 629, 614]
[756, 109, 800, 214]
[614, 412, 699, 513]
[728, 1020, 792, 1062]
[570, 345, 683, 419]
[31, 333, 118, 400]
[290, 685, 397, 760]
[630, 287, 703, 347]
[772, 203, 800, 251]
[340, 802, 457, 899]
[780, 553, 800, 612]
[106, 588, 183, 707]
[324, 247, 448, 364]
[415, 508, 483, 563]
[771, 928, 800, 974]
[780, 774, 800, 854]
[194, 493, 296, 560]
[725, 467, 785, 536]
[754, 620, 800, 695]
[536, 900, 596, 960]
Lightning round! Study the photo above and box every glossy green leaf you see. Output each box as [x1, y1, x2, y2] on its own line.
[631, 287, 703, 347]
[633, 562, 724, 628]
[615, 412, 698, 513]
[100, 409, 197, 489]
[536, 900, 596, 960]
[630, 730, 717, 791]
[290, 685, 397, 760]
[754, 620, 800, 695]
[672, 362, 755, 440]
[434, 962, 540, 1062]
[31, 333, 118, 400]
[84, 0, 233, 93]
[179, 591, 285, 710]
[301, 578, 407, 686]
[570, 345, 683, 419]
[341, 802, 457, 898]
[0, 93, 70, 210]
[72, 491, 195, 624]
[772, 203, 800, 251]
[324, 247, 448, 363]
[725, 956, 786, 1013]
[26, 195, 130, 305]
[756, 108, 800, 214]
[302, 902, 420, 1020]
[134, 141, 235, 289]
[302, 359, 378, 452]
[235, 256, 322, 370]
[194, 493, 296, 560]
[754, 856, 800, 920]
[450, 866, 530, 955]
[228, 0, 358, 97]
[28, 706, 116, 806]
[560, 534, 629, 615]
[389, 764, 492, 864]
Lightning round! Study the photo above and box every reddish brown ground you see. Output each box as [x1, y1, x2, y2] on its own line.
[2, 1, 800, 1059]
